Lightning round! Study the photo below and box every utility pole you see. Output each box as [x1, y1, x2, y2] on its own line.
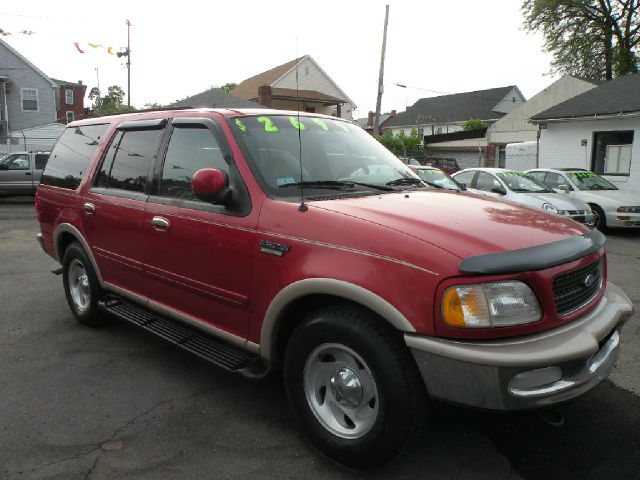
[126, 19, 131, 111]
[373, 5, 389, 138]
[95, 67, 100, 95]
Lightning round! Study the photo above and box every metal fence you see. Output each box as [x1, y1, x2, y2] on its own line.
[397, 147, 498, 174]
[0, 135, 60, 155]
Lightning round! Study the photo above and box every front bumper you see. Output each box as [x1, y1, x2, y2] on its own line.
[564, 211, 594, 226]
[406, 282, 634, 411]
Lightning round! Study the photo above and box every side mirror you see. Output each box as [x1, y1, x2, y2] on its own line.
[192, 168, 230, 204]
[491, 186, 506, 195]
[0, 164, 8, 171]
[557, 184, 570, 193]
[459, 182, 467, 189]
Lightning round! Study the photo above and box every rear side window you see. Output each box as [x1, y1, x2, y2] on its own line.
[95, 129, 161, 193]
[41, 124, 108, 189]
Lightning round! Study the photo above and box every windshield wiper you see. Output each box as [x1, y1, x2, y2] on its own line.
[280, 180, 395, 192]
[385, 177, 427, 187]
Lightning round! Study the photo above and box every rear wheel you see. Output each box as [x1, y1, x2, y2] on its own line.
[590, 204, 606, 231]
[284, 304, 427, 468]
[62, 242, 109, 327]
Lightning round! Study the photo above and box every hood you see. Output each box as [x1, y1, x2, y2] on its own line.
[515, 192, 588, 211]
[311, 190, 588, 260]
[575, 188, 640, 205]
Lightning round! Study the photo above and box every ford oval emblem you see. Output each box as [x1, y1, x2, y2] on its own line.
[583, 273, 597, 289]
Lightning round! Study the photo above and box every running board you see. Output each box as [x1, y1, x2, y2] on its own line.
[98, 296, 266, 376]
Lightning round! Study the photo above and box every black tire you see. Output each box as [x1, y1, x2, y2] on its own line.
[590, 204, 606, 231]
[283, 303, 427, 468]
[62, 242, 110, 327]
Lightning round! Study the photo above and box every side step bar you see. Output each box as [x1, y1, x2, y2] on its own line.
[98, 296, 268, 377]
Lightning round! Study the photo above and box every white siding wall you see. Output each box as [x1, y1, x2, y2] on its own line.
[492, 87, 526, 115]
[275, 57, 354, 119]
[489, 77, 599, 145]
[270, 99, 335, 116]
[0, 42, 57, 132]
[539, 118, 640, 191]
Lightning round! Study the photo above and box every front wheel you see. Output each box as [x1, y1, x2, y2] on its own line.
[284, 304, 427, 468]
[590, 204, 606, 231]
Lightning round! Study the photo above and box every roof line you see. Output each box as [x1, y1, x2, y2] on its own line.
[531, 111, 640, 123]
[0, 38, 57, 88]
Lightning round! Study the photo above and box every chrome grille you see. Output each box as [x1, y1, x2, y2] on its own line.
[553, 260, 602, 316]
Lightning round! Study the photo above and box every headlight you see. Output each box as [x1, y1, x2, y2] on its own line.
[542, 203, 558, 214]
[442, 281, 542, 328]
[617, 206, 640, 213]
[585, 204, 592, 213]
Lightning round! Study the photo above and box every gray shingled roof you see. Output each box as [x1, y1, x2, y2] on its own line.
[51, 78, 84, 88]
[532, 73, 640, 121]
[169, 87, 261, 109]
[385, 86, 516, 127]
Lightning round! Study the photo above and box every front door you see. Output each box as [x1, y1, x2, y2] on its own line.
[142, 117, 257, 339]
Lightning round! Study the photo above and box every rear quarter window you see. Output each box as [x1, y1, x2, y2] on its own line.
[40, 124, 108, 189]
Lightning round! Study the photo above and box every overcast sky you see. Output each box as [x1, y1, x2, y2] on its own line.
[1, 0, 556, 118]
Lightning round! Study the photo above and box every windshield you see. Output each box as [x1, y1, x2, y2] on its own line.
[497, 172, 554, 193]
[568, 171, 618, 191]
[413, 168, 461, 190]
[229, 115, 424, 199]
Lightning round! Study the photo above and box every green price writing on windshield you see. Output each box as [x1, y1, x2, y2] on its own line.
[313, 119, 329, 131]
[289, 117, 306, 130]
[334, 121, 350, 133]
[234, 119, 248, 132]
[257, 116, 279, 133]
[570, 172, 596, 178]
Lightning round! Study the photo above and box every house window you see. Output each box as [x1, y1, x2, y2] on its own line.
[304, 67, 310, 76]
[65, 89, 74, 105]
[66, 111, 75, 123]
[592, 131, 633, 175]
[21, 88, 39, 111]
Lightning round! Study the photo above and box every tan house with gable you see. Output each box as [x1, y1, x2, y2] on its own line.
[231, 55, 356, 120]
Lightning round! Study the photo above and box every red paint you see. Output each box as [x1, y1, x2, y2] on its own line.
[37, 109, 606, 346]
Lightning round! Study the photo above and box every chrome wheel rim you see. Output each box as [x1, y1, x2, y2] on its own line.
[592, 208, 601, 229]
[303, 343, 379, 439]
[68, 259, 90, 313]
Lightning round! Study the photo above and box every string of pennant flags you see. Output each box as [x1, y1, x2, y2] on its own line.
[1, 28, 127, 58]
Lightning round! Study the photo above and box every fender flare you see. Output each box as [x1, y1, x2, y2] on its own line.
[259, 278, 416, 362]
[53, 223, 105, 286]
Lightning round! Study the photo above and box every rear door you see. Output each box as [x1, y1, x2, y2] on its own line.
[82, 119, 166, 298]
[142, 116, 257, 339]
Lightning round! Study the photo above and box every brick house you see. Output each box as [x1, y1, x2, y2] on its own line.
[51, 79, 87, 124]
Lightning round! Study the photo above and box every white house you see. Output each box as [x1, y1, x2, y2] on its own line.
[231, 55, 356, 120]
[531, 73, 640, 191]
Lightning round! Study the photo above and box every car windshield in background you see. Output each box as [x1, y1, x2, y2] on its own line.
[414, 168, 461, 190]
[497, 172, 554, 193]
[568, 171, 618, 191]
[229, 115, 424, 199]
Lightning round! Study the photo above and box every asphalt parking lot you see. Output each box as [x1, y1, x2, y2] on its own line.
[1, 197, 639, 480]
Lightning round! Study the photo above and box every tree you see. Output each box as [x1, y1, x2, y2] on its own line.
[378, 129, 425, 158]
[90, 85, 130, 115]
[220, 82, 237, 93]
[462, 119, 488, 131]
[143, 102, 163, 110]
[522, 0, 640, 80]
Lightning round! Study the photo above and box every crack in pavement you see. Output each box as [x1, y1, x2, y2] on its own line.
[25, 389, 215, 479]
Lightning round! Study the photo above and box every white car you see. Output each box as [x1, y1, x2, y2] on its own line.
[526, 168, 640, 229]
[451, 168, 594, 226]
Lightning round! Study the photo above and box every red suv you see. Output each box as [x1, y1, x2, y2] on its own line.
[36, 109, 634, 468]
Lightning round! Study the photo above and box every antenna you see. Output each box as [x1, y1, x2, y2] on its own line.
[295, 45, 307, 212]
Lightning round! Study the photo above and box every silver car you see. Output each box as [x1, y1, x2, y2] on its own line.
[526, 168, 640, 230]
[452, 168, 594, 226]
[0, 151, 50, 196]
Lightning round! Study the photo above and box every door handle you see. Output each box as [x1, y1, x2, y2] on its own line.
[25, 171, 32, 176]
[152, 216, 170, 230]
[83, 202, 95, 214]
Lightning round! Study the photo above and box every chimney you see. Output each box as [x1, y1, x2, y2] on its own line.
[258, 85, 272, 108]
[78, 80, 83, 85]
[367, 111, 374, 127]
[391, 110, 396, 115]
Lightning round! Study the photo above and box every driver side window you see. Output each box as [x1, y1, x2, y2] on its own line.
[159, 126, 228, 200]
[4, 154, 30, 170]
[475, 172, 500, 192]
